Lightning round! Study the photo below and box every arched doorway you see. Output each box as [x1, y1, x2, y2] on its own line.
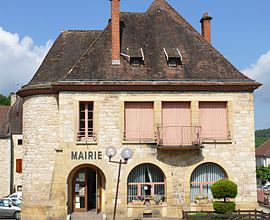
[67, 164, 105, 213]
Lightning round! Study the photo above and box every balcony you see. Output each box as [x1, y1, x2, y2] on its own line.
[77, 128, 97, 142]
[157, 126, 203, 150]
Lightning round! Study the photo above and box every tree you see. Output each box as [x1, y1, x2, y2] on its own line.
[211, 179, 237, 214]
[0, 94, 11, 106]
[256, 165, 270, 182]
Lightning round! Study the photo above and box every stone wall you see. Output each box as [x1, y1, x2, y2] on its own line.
[22, 91, 258, 219]
[22, 95, 59, 220]
[12, 134, 23, 192]
[0, 138, 11, 198]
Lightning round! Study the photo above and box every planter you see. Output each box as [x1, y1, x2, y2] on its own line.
[195, 199, 208, 204]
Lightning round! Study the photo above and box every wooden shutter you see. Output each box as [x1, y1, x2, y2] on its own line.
[162, 102, 191, 145]
[16, 159, 22, 173]
[125, 102, 154, 140]
[199, 102, 227, 139]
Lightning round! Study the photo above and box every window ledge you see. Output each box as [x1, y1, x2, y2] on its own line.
[127, 203, 167, 208]
[76, 141, 98, 145]
[202, 139, 232, 144]
[122, 140, 157, 145]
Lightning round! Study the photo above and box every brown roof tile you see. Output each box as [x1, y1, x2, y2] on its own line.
[19, 0, 260, 96]
[256, 139, 270, 157]
[0, 106, 10, 137]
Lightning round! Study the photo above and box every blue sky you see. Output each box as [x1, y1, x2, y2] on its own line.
[0, 0, 269, 129]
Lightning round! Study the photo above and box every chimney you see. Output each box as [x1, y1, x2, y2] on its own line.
[111, 0, 120, 65]
[200, 12, 213, 44]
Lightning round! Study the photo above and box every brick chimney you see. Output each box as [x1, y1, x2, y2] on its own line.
[200, 12, 213, 44]
[111, 0, 120, 65]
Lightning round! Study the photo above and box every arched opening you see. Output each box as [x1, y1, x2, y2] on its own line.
[67, 164, 106, 213]
[127, 163, 166, 204]
[190, 162, 227, 201]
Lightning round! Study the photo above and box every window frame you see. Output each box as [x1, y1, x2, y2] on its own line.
[77, 101, 95, 142]
[190, 162, 227, 202]
[199, 101, 229, 140]
[127, 163, 166, 204]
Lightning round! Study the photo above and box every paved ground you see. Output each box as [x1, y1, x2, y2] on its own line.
[70, 211, 179, 220]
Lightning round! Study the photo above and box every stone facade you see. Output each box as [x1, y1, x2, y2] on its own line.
[21, 91, 258, 219]
[0, 138, 11, 198]
[12, 134, 23, 192]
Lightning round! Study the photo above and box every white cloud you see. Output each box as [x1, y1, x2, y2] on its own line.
[0, 27, 52, 96]
[242, 50, 270, 102]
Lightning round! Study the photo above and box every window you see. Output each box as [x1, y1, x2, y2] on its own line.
[163, 48, 182, 67]
[125, 47, 144, 66]
[161, 102, 192, 145]
[77, 102, 95, 141]
[16, 159, 22, 173]
[190, 163, 227, 201]
[199, 102, 228, 140]
[124, 102, 154, 141]
[17, 139, 23, 145]
[128, 163, 165, 204]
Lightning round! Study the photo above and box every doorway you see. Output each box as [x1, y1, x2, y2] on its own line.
[71, 166, 103, 213]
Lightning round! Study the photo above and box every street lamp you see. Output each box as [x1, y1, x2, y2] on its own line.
[106, 146, 133, 220]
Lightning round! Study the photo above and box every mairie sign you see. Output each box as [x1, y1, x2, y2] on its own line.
[71, 151, 102, 160]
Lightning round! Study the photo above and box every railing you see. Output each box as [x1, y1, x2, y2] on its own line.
[200, 130, 231, 141]
[157, 126, 201, 146]
[182, 209, 270, 220]
[123, 131, 156, 142]
[77, 128, 96, 142]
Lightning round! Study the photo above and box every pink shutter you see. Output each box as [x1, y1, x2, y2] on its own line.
[162, 102, 191, 145]
[125, 102, 154, 140]
[199, 102, 227, 139]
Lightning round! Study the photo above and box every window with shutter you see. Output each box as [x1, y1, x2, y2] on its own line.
[199, 102, 228, 140]
[124, 102, 154, 141]
[16, 159, 22, 173]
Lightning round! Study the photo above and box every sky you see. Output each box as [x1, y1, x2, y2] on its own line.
[0, 0, 269, 129]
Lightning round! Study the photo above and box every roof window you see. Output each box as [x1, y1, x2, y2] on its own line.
[163, 48, 182, 67]
[121, 47, 144, 66]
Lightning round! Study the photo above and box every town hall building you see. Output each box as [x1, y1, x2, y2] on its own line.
[17, 0, 261, 219]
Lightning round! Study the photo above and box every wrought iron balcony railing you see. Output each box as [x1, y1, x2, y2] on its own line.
[157, 126, 201, 148]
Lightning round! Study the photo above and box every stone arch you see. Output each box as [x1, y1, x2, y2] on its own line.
[126, 163, 166, 204]
[66, 163, 106, 214]
[189, 162, 227, 201]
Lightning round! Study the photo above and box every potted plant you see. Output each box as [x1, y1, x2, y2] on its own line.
[195, 194, 208, 204]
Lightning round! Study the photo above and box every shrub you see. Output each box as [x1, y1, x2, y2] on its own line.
[211, 179, 237, 202]
[213, 201, 236, 214]
[211, 179, 237, 214]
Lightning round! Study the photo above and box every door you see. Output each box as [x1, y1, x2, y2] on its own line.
[96, 170, 102, 213]
[73, 169, 88, 212]
[73, 167, 102, 213]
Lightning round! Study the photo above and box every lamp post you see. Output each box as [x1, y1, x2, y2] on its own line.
[106, 146, 133, 220]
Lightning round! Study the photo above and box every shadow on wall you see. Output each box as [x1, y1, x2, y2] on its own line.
[156, 149, 204, 167]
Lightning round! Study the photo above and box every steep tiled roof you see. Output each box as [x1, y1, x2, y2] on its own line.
[0, 98, 23, 138]
[19, 0, 260, 96]
[256, 139, 270, 157]
[8, 97, 23, 134]
[0, 106, 10, 138]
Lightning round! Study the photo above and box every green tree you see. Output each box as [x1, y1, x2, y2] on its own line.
[211, 179, 237, 214]
[0, 94, 11, 106]
[256, 165, 270, 181]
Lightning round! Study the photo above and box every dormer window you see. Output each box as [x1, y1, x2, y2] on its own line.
[122, 47, 144, 66]
[163, 48, 182, 67]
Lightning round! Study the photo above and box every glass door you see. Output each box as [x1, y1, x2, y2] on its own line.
[73, 170, 87, 212]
